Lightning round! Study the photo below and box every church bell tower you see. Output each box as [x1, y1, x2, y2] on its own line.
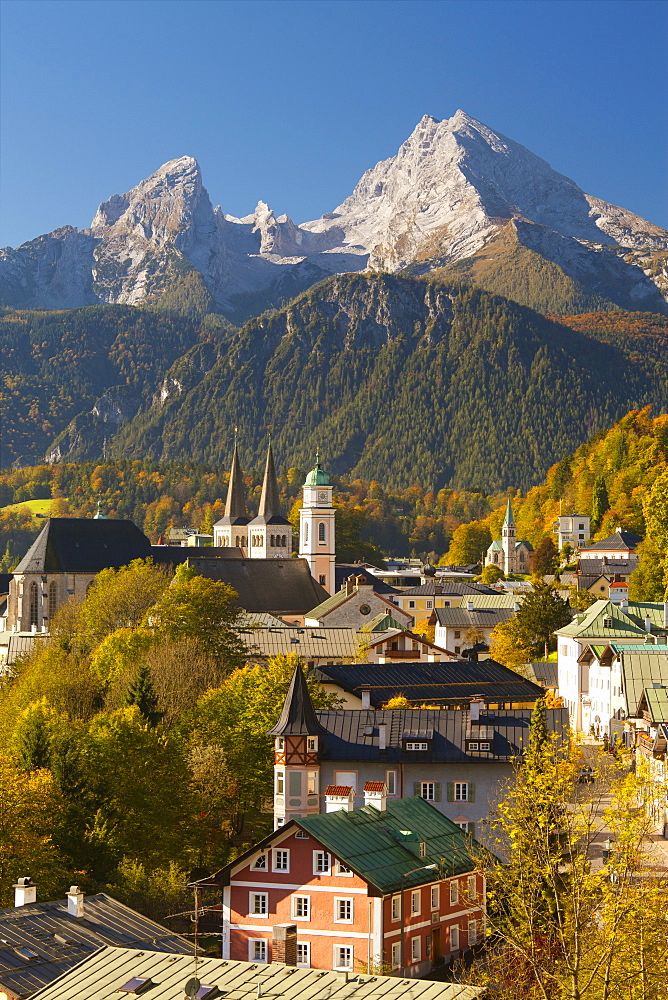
[299, 453, 335, 595]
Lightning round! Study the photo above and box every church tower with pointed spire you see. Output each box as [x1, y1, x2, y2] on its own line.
[248, 443, 292, 559]
[501, 498, 516, 574]
[299, 453, 335, 595]
[213, 442, 250, 550]
[268, 663, 326, 828]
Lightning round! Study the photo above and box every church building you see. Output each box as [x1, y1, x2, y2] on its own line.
[485, 499, 533, 575]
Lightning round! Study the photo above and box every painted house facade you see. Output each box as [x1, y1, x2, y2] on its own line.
[201, 793, 486, 979]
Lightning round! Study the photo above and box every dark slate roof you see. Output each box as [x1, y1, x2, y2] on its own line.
[187, 557, 329, 613]
[312, 707, 569, 763]
[151, 546, 243, 567]
[0, 892, 191, 998]
[335, 565, 398, 594]
[434, 606, 516, 627]
[14, 518, 152, 575]
[313, 660, 545, 707]
[578, 558, 638, 576]
[398, 581, 497, 597]
[0, 573, 12, 595]
[582, 531, 642, 552]
[223, 442, 247, 521]
[530, 662, 559, 689]
[267, 663, 328, 736]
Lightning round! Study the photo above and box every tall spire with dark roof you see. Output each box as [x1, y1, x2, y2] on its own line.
[258, 442, 282, 517]
[224, 443, 247, 519]
[267, 662, 327, 737]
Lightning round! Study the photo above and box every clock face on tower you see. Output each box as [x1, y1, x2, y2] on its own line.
[318, 491, 327, 501]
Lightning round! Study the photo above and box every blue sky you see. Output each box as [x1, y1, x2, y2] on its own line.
[1, 0, 666, 248]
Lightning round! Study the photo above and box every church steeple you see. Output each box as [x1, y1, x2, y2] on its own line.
[248, 442, 292, 559]
[224, 442, 247, 519]
[503, 498, 516, 528]
[212, 441, 250, 550]
[258, 442, 281, 517]
[299, 452, 335, 595]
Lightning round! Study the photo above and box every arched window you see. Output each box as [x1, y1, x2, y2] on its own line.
[29, 582, 39, 627]
[304, 522, 309, 543]
[282, 535, 287, 546]
[48, 581, 57, 620]
[318, 522, 326, 543]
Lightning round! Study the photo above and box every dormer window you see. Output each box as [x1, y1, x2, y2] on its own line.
[406, 742, 429, 751]
[307, 737, 318, 752]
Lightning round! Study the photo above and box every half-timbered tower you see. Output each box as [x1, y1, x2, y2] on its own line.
[268, 664, 327, 828]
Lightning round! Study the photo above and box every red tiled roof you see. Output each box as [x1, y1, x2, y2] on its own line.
[325, 785, 354, 796]
[363, 781, 386, 792]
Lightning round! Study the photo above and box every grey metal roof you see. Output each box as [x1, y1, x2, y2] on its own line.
[2, 632, 50, 666]
[578, 559, 637, 576]
[14, 518, 153, 575]
[186, 558, 329, 614]
[241, 626, 360, 660]
[312, 706, 569, 762]
[581, 531, 642, 552]
[313, 660, 545, 707]
[31, 946, 482, 1000]
[434, 607, 516, 627]
[0, 893, 191, 997]
[530, 662, 559, 689]
[398, 581, 496, 597]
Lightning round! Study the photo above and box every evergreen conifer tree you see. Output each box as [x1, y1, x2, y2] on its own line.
[591, 475, 609, 529]
[15, 707, 52, 770]
[125, 663, 162, 727]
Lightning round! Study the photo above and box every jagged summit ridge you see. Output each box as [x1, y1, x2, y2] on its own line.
[1, 111, 666, 316]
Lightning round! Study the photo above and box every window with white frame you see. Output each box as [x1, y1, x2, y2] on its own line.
[450, 925, 459, 952]
[426, 600, 433, 609]
[250, 892, 268, 916]
[411, 889, 421, 915]
[307, 771, 318, 794]
[291, 895, 310, 920]
[313, 851, 330, 874]
[295, 830, 310, 839]
[419, 841, 427, 857]
[468, 919, 477, 946]
[420, 781, 436, 800]
[336, 860, 353, 875]
[411, 937, 421, 962]
[307, 737, 318, 752]
[454, 782, 469, 801]
[273, 849, 289, 872]
[252, 853, 267, 870]
[406, 742, 429, 751]
[391, 942, 401, 968]
[431, 885, 440, 909]
[249, 939, 267, 962]
[334, 897, 353, 922]
[276, 817, 285, 827]
[296, 942, 310, 967]
[391, 895, 400, 921]
[333, 945, 353, 970]
[450, 881, 459, 905]
[386, 770, 397, 795]
[275, 771, 284, 794]
[467, 875, 476, 900]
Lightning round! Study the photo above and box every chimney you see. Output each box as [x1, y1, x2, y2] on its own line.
[325, 785, 354, 812]
[378, 724, 387, 751]
[67, 885, 84, 918]
[434, 584, 443, 596]
[644, 616, 652, 634]
[361, 688, 371, 710]
[345, 577, 355, 596]
[364, 781, 387, 811]
[620, 599, 628, 610]
[513, 600, 521, 612]
[466, 599, 474, 612]
[14, 877, 36, 907]
[272, 923, 297, 966]
[470, 698, 484, 723]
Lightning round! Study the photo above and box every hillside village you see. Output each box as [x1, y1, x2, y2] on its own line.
[1, 435, 668, 998]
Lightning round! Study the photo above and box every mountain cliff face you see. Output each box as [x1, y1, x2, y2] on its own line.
[106, 274, 668, 491]
[2, 113, 666, 319]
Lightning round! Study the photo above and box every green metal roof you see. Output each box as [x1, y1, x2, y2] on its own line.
[298, 796, 480, 894]
[359, 612, 407, 632]
[642, 685, 668, 723]
[503, 499, 515, 527]
[304, 454, 330, 486]
[617, 651, 668, 715]
[488, 539, 503, 551]
[555, 600, 651, 640]
[31, 946, 482, 1000]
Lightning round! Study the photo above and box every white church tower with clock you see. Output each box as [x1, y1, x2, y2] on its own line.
[299, 454, 336, 596]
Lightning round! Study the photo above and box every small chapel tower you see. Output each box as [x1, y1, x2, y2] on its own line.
[299, 453, 336, 595]
[501, 498, 517, 574]
[213, 442, 249, 550]
[248, 443, 292, 559]
[268, 663, 325, 828]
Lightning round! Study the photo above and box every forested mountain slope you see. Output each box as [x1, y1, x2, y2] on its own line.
[107, 274, 668, 492]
